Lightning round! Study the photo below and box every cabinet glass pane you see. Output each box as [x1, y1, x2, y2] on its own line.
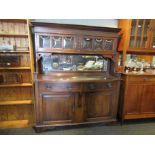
[94, 38, 103, 50]
[137, 19, 143, 36]
[63, 37, 74, 49]
[136, 39, 140, 48]
[152, 37, 155, 48]
[39, 35, 50, 48]
[41, 54, 108, 72]
[104, 39, 113, 50]
[129, 38, 134, 48]
[82, 37, 93, 49]
[144, 19, 151, 37]
[129, 19, 150, 48]
[52, 36, 62, 48]
[141, 19, 150, 48]
[152, 26, 155, 48]
[142, 37, 147, 48]
[130, 19, 136, 36]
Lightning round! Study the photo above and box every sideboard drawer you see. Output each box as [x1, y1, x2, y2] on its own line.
[39, 82, 81, 92]
[128, 76, 155, 83]
[84, 82, 114, 92]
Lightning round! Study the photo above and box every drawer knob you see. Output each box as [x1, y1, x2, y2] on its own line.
[89, 84, 96, 90]
[46, 84, 52, 89]
[67, 86, 73, 90]
[144, 77, 148, 81]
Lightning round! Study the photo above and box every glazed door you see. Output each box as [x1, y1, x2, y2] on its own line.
[124, 84, 143, 115]
[41, 93, 76, 124]
[129, 19, 151, 49]
[36, 33, 77, 52]
[85, 90, 114, 121]
[141, 84, 155, 113]
[149, 20, 155, 49]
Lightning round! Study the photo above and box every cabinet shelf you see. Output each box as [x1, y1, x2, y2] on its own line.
[118, 48, 155, 54]
[37, 50, 114, 55]
[0, 33, 28, 37]
[130, 35, 147, 38]
[0, 100, 32, 105]
[0, 67, 31, 70]
[0, 120, 31, 128]
[0, 19, 27, 23]
[0, 51, 29, 53]
[0, 83, 32, 87]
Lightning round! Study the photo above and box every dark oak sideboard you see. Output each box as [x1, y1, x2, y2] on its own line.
[31, 22, 121, 132]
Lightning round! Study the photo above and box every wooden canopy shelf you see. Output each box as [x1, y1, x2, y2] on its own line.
[0, 100, 32, 105]
[118, 49, 155, 54]
[0, 120, 31, 129]
[37, 50, 114, 55]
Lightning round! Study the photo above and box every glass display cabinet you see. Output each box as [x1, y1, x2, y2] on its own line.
[129, 19, 151, 48]
[32, 22, 121, 132]
[118, 19, 155, 71]
[118, 19, 155, 122]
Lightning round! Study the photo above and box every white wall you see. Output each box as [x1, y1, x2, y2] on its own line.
[32, 19, 118, 28]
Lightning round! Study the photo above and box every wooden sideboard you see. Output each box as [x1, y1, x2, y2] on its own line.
[31, 22, 121, 132]
[34, 74, 120, 131]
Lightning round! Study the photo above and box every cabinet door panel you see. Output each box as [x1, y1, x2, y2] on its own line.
[149, 20, 155, 48]
[141, 85, 155, 113]
[41, 94, 74, 123]
[85, 91, 113, 120]
[81, 36, 93, 50]
[125, 84, 143, 115]
[129, 19, 151, 49]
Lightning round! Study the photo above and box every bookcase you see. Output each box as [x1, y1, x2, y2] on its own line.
[0, 19, 34, 128]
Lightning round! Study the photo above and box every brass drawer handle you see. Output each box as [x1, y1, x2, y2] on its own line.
[67, 86, 73, 90]
[89, 84, 96, 90]
[46, 84, 52, 89]
[143, 77, 149, 81]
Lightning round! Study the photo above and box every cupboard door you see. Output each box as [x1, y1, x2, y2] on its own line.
[41, 93, 75, 124]
[85, 91, 113, 121]
[124, 84, 143, 115]
[141, 85, 155, 113]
